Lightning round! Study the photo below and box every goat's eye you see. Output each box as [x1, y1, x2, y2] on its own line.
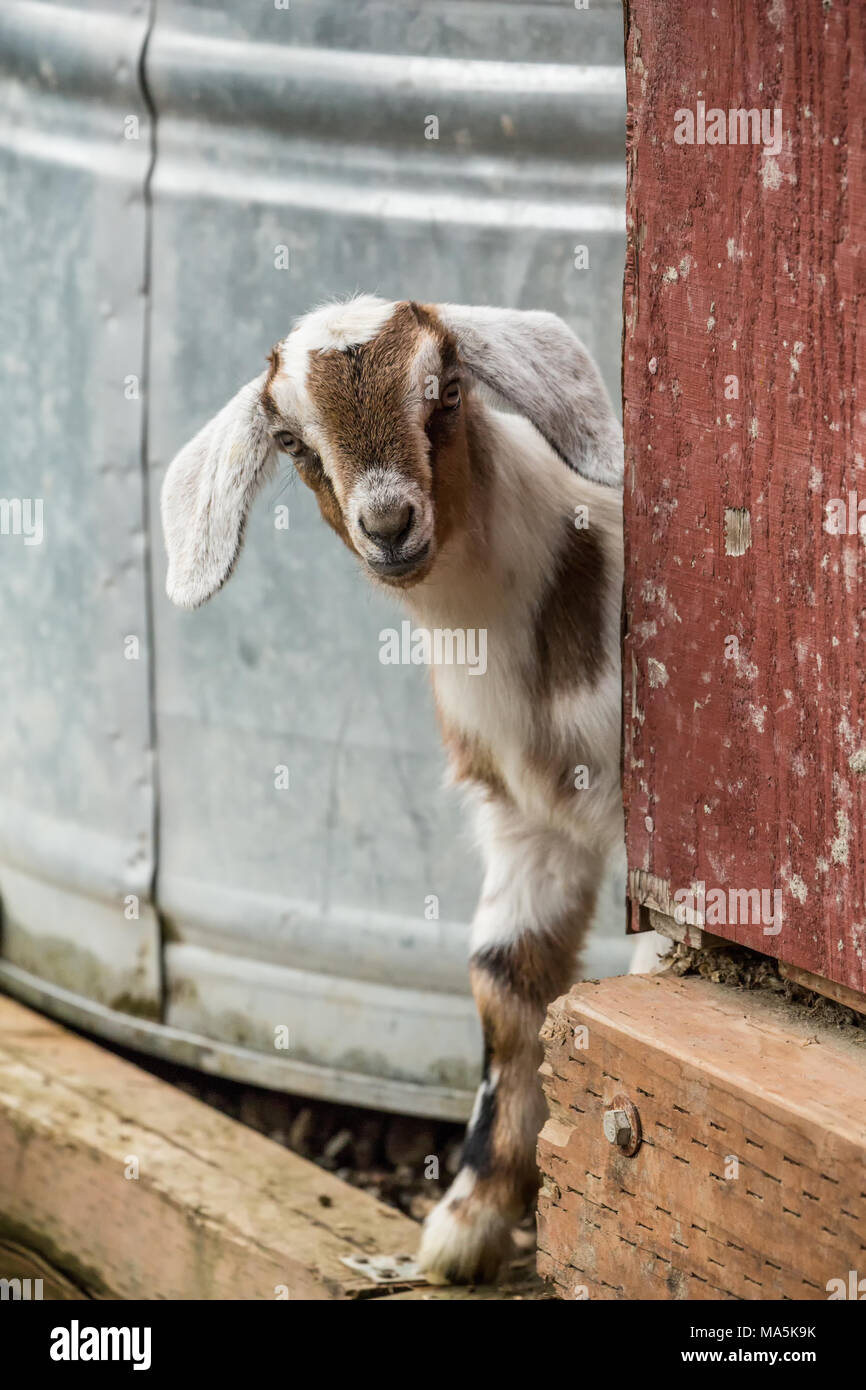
[441, 381, 461, 409]
[275, 431, 304, 456]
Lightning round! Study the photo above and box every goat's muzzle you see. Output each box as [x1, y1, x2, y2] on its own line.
[348, 471, 434, 585]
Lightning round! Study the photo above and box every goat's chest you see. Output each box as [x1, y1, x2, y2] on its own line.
[431, 646, 580, 824]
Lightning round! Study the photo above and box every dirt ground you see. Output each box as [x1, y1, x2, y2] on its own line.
[669, 940, 866, 1039]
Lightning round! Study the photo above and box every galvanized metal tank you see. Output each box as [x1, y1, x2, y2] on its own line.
[0, 0, 627, 1119]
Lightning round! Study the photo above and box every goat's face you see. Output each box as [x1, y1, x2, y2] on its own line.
[161, 294, 622, 610]
[262, 299, 469, 589]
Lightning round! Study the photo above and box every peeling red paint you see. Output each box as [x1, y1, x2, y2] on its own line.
[623, 0, 866, 993]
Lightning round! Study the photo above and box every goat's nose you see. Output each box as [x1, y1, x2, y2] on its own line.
[358, 501, 414, 546]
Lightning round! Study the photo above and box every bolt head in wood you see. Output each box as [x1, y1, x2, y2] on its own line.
[603, 1108, 631, 1146]
[603, 1093, 642, 1156]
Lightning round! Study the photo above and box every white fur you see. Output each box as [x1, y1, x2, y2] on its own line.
[470, 799, 599, 955]
[408, 407, 623, 852]
[417, 1168, 514, 1285]
[161, 373, 274, 609]
[629, 928, 673, 973]
[283, 293, 393, 360]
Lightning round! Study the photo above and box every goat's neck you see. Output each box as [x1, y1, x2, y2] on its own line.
[404, 400, 579, 633]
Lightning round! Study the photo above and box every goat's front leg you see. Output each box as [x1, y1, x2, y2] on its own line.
[419, 804, 600, 1283]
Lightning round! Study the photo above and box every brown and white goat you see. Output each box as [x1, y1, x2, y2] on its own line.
[161, 295, 625, 1283]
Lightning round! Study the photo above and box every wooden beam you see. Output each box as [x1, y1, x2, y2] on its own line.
[645, 906, 730, 951]
[537, 973, 866, 1300]
[0, 994, 419, 1299]
[0, 1238, 88, 1300]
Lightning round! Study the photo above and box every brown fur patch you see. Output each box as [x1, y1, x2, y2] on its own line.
[260, 344, 283, 420]
[301, 302, 481, 558]
[419, 302, 489, 555]
[529, 727, 598, 819]
[303, 467, 353, 551]
[471, 907, 593, 1027]
[306, 304, 423, 480]
[452, 404, 494, 557]
[461, 899, 597, 1219]
[437, 716, 509, 802]
[534, 520, 606, 691]
[306, 302, 449, 480]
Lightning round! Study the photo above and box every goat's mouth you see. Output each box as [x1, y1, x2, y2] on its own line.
[366, 540, 431, 584]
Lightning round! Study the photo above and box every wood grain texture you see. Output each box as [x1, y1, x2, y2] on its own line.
[623, 0, 866, 992]
[0, 995, 417, 1299]
[0, 1238, 89, 1300]
[536, 973, 866, 1300]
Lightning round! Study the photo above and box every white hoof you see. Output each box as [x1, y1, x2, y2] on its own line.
[418, 1175, 514, 1285]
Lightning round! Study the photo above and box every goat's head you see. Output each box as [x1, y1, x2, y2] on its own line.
[266, 298, 469, 590]
[161, 295, 621, 609]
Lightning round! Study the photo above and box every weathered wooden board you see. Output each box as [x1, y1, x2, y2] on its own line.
[622, 0, 866, 993]
[536, 973, 866, 1300]
[0, 1238, 88, 1300]
[0, 994, 418, 1299]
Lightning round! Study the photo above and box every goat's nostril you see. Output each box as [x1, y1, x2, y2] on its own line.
[394, 503, 414, 543]
[359, 502, 414, 546]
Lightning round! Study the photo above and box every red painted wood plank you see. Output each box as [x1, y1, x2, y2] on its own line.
[622, 0, 866, 993]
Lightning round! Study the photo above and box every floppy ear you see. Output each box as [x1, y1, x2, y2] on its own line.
[160, 372, 275, 609]
[435, 304, 622, 488]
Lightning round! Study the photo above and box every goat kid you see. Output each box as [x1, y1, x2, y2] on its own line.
[161, 296, 625, 1284]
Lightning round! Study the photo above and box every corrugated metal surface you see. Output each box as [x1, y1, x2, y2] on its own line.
[0, 0, 628, 1118]
[0, 0, 161, 1016]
